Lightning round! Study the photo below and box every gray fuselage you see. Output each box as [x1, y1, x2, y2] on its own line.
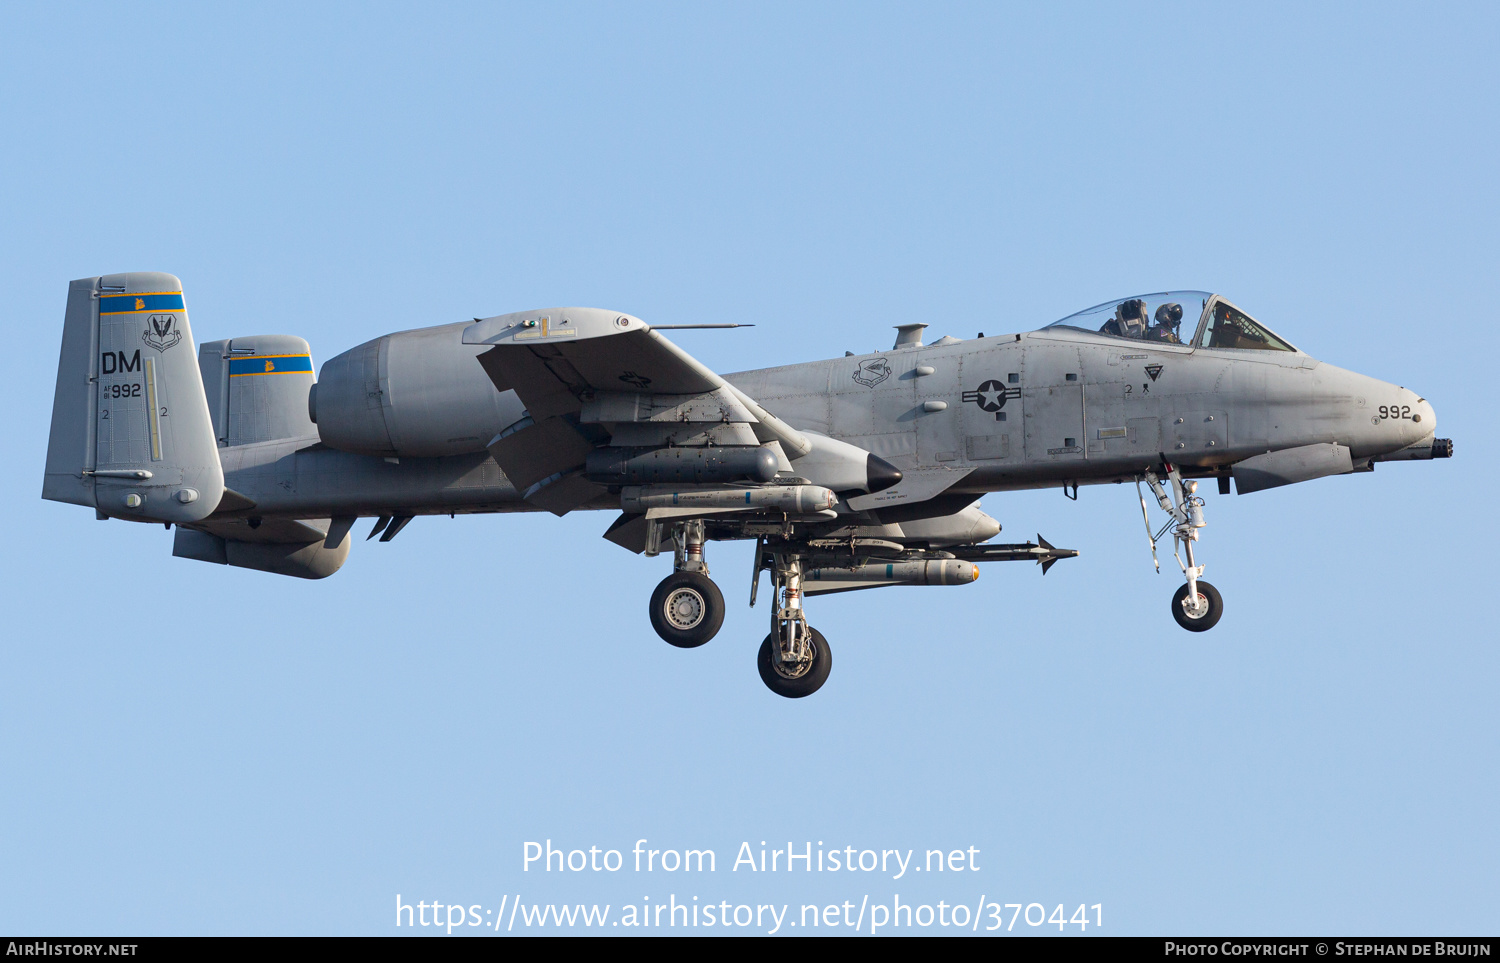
[215, 322, 1434, 520]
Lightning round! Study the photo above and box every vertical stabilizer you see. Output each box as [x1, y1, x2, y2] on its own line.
[198, 335, 317, 447]
[43, 273, 224, 523]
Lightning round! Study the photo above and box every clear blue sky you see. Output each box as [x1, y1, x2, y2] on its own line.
[2, 1, 1495, 936]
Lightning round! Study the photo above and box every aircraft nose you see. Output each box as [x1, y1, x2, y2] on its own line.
[1414, 396, 1436, 433]
[1398, 389, 1435, 446]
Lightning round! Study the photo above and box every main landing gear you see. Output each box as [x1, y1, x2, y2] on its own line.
[756, 553, 832, 698]
[1138, 463, 1225, 632]
[648, 520, 725, 648]
[645, 521, 832, 698]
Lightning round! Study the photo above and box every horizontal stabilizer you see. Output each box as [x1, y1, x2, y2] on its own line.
[190, 516, 330, 544]
[174, 527, 348, 580]
[213, 488, 258, 514]
[174, 515, 349, 580]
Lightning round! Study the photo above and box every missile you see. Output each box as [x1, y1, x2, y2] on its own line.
[806, 559, 979, 587]
[621, 485, 837, 514]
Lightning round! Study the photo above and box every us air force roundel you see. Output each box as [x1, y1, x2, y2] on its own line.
[962, 379, 1021, 419]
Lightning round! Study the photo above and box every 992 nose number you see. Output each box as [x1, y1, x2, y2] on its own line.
[1378, 404, 1418, 422]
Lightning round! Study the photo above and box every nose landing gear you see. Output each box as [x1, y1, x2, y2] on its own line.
[1171, 580, 1223, 631]
[1139, 464, 1225, 632]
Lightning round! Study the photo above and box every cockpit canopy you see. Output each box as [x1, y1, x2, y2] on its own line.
[1043, 291, 1296, 352]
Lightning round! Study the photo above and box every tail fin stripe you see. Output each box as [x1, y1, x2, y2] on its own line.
[228, 354, 313, 376]
[100, 292, 184, 314]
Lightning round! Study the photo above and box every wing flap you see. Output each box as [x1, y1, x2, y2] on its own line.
[487, 415, 596, 492]
[521, 470, 608, 517]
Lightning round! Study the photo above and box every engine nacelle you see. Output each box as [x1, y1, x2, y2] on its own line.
[311, 322, 523, 457]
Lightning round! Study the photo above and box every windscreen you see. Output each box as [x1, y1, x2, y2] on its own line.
[1045, 292, 1212, 345]
[1197, 300, 1295, 352]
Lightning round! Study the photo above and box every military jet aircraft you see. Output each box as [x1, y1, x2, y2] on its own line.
[43, 274, 1451, 697]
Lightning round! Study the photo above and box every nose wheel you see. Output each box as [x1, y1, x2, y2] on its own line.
[1139, 465, 1225, 632]
[1171, 580, 1223, 632]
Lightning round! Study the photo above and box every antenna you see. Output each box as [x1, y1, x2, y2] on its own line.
[650, 324, 756, 330]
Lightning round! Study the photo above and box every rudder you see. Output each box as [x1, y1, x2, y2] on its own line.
[43, 272, 224, 523]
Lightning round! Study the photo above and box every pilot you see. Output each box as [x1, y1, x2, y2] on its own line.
[1149, 302, 1184, 343]
[1100, 298, 1149, 339]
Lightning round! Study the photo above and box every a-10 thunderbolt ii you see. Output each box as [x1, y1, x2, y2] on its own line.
[43, 274, 1452, 697]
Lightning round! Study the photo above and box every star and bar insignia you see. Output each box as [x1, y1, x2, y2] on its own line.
[962, 379, 1022, 419]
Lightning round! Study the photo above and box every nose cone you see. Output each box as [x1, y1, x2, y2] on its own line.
[865, 453, 903, 493]
[1348, 371, 1436, 456]
[970, 512, 1002, 542]
[1394, 389, 1435, 448]
[1414, 396, 1436, 434]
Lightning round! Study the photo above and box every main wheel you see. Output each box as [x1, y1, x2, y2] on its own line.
[1171, 580, 1224, 632]
[757, 628, 832, 698]
[649, 572, 725, 648]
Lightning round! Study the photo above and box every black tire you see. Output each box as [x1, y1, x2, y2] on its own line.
[1171, 580, 1224, 632]
[649, 572, 724, 648]
[757, 628, 832, 698]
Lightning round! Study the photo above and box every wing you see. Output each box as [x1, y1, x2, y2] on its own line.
[462, 308, 810, 515]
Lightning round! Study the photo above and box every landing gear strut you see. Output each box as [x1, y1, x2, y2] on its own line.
[648, 520, 725, 648]
[1140, 464, 1224, 632]
[757, 553, 832, 697]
